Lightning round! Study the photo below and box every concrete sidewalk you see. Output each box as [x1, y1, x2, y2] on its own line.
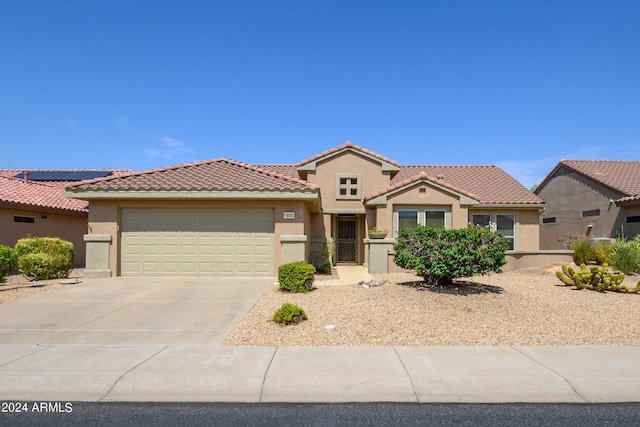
[1, 344, 638, 403]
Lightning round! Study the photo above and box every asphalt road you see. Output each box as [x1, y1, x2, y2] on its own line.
[2, 402, 640, 426]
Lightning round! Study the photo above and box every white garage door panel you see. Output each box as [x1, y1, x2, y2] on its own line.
[121, 208, 275, 276]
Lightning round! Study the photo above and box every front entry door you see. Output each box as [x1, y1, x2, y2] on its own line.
[336, 217, 357, 263]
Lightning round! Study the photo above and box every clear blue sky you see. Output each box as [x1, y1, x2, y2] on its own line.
[2, 1, 639, 189]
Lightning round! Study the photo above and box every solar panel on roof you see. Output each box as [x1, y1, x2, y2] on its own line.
[14, 171, 111, 181]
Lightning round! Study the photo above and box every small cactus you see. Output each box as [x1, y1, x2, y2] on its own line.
[555, 263, 636, 293]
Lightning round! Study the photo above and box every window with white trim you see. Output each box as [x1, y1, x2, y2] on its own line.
[471, 213, 515, 250]
[336, 174, 361, 200]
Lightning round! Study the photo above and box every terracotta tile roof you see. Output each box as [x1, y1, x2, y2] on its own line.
[68, 158, 318, 192]
[617, 194, 640, 203]
[549, 160, 640, 196]
[379, 165, 544, 204]
[295, 141, 402, 168]
[0, 176, 88, 213]
[253, 164, 300, 178]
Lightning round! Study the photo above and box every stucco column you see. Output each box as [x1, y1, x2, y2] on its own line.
[83, 234, 112, 278]
[364, 238, 396, 274]
[280, 235, 308, 264]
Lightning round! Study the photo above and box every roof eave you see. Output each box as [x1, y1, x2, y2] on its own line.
[472, 203, 546, 209]
[67, 188, 320, 203]
[0, 200, 88, 216]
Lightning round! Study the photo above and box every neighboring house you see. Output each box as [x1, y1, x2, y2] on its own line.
[67, 142, 545, 278]
[535, 160, 640, 249]
[0, 170, 128, 267]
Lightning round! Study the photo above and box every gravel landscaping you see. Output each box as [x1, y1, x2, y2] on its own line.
[223, 267, 640, 347]
[0, 269, 84, 304]
[2, 266, 639, 347]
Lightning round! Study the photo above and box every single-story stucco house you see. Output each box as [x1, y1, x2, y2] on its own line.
[535, 160, 640, 249]
[0, 170, 131, 267]
[67, 142, 554, 278]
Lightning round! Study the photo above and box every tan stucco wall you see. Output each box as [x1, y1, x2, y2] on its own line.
[306, 151, 392, 212]
[619, 205, 640, 239]
[536, 173, 625, 249]
[516, 209, 541, 250]
[0, 206, 87, 266]
[86, 199, 312, 276]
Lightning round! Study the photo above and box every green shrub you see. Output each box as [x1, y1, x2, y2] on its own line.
[271, 303, 308, 325]
[393, 225, 509, 286]
[15, 237, 74, 281]
[610, 239, 640, 274]
[593, 241, 613, 265]
[571, 239, 596, 265]
[278, 261, 316, 293]
[315, 262, 332, 274]
[0, 245, 18, 283]
[311, 238, 335, 271]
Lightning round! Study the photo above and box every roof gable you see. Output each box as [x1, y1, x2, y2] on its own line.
[295, 141, 401, 173]
[536, 160, 640, 198]
[365, 171, 481, 205]
[384, 165, 544, 205]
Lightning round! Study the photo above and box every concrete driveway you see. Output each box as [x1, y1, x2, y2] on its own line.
[0, 276, 274, 345]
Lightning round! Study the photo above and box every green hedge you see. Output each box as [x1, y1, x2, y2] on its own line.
[15, 237, 74, 281]
[0, 245, 18, 283]
[278, 261, 316, 293]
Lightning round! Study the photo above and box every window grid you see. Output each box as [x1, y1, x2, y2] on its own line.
[336, 175, 361, 199]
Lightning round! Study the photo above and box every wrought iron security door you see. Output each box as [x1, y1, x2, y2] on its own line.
[336, 217, 357, 263]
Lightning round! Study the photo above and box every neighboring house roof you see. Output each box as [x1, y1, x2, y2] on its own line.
[536, 160, 640, 202]
[67, 158, 319, 192]
[376, 165, 544, 205]
[0, 176, 88, 213]
[0, 169, 133, 187]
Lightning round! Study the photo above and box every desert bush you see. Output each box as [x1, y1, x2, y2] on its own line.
[557, 233, 580, 250]
[593, 240, 613, 265]
[571, 239, 596, 265]
[315, 262, 332, 274]
[15, 237, 74, 280]
[0, 245, 18, 283]
[311, 238, 335, 272]
[609, 239, 640, 274]
[278, 261, 316, 293]
[271, 302, 308, 325]
[393, 225, 509, 286]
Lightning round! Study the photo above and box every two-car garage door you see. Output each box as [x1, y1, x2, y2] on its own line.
[120, 208, 275, 276]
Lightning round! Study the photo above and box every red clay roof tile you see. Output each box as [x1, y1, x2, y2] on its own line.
[553, 160, 640, 196]
[0, 176, 88, 213]
[383, 165, 544, 204]
[68, 159, 318, 192]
